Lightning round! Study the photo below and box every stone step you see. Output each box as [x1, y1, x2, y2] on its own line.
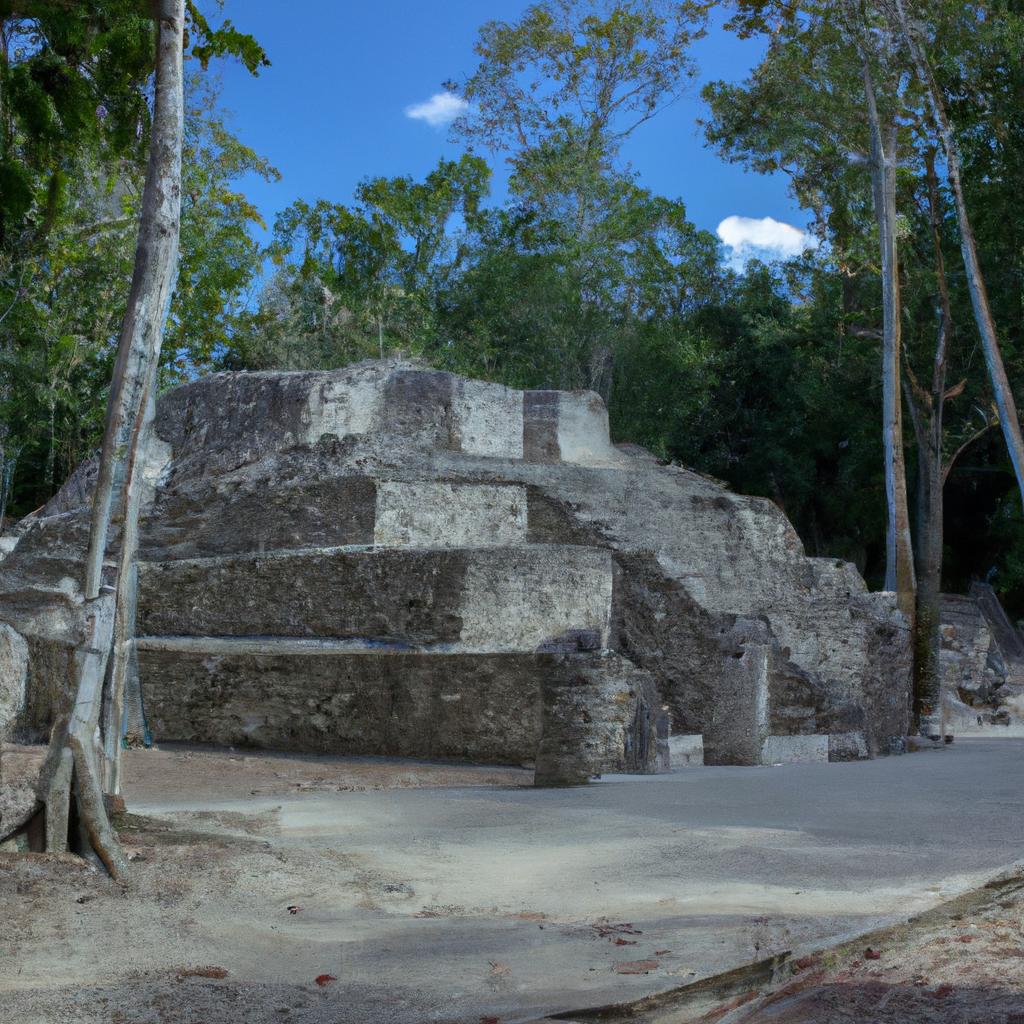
[138, 646, 548, 762]
[760, 734, 829, 765]
[155, 363, 630, 472]
[136, 544, 613, 652]
[132, 635, 575, 656]
[141, 477, 530, 560]
[135, 646, 658, 769]
[760, 731, 869, 764]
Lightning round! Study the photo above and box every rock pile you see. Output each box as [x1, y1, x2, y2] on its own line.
[941, 583, 1024, 735]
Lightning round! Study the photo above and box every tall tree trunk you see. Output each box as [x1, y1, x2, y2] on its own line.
[915, 431, 944, 737]
[102, 390, 156, 796]
[82, 2, 183, 601]
[0, 440, 13, 533]
[904, 148, 953, 738]
[860, 53, 916, 616]
[906, 381, 945, 738]
[44, 390, 56, 494]
[890, 0, 1024, 506]
[21, 0, 185, 875]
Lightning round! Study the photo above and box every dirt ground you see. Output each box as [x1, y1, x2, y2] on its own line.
[561, 872, 1024, 1024]
[729, 876, 1024, 1024]
[3, 742, 1024, 1024]
[120, 741, 534, 801]
[1, 744, 537, 1024]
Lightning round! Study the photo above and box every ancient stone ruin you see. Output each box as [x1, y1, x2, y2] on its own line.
[941, 583, 1024, 735]
[1, 359, 916, 784]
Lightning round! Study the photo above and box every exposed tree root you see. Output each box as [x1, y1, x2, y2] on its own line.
[26, 597, 129, 877]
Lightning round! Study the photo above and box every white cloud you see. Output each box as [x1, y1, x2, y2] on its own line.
[404, 91, 469, 128]
[716, 215, 818, 269]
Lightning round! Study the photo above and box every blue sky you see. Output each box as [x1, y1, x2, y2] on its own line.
[206, 1, 813, 262]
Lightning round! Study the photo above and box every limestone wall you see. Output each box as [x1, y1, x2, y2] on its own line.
[153, 360, 629, 474]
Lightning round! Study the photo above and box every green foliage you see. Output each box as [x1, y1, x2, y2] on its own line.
[456, 0, 709, 157]
[0, 1, 269, 516]
[702, 0, 1024, 595]
[165, 77, 280, 375]
[185, 1, 269, 76]
[0, 4, 153, 246]
[233, 156, 491, 370]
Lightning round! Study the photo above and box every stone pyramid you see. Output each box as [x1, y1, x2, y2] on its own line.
[0, 359, 911, 777]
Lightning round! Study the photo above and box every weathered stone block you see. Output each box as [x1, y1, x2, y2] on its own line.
[374, 482, 527, 548]
[306, 369, 384, 441]
[702, 619, 772, 766]
[534, 654, 664, 785]
[459, 546, 612, 652]
[452, 377, 524, 459]
[139, 648, 547, 763]
[828, 731, 870, 762]
[761, 734, 829, 765]
[138, 545, 612, 653]
[143, 475, 377, 559]
[554, 390, 629, 467]
[138, 547, 470, 643]
[17, 635, 76, 742]
[383, 368, 455, 447]
[668, 734, 704, 767]
[523, 390, 560, 463]
[0, 624, 29, 741]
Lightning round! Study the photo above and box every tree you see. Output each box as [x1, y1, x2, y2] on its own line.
[30, 0, 186, 875]
[164, 75, 279, 374]
[886, 0, 1024, 510]
[6, 0, 267, 873]
[704, 0, 1009, 734]
[235, 156, 489, 370]
[706, 0, 917, 593]
[431, 178, 725, 397]
[0, 2, 155, 523]
[900, 148, 997, 739]
[841, 0, 916, 612]
[452, 0, 711, 399]
[0, 78, 276, 520]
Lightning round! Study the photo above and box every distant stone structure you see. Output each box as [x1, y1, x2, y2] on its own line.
[0, 359, 913, 778]
[941, 583, 1024, 735]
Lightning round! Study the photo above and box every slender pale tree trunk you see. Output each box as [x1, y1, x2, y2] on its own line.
[860, 52, 916, 616]
[911, 408, 944, 737]
[0, 440, 13, 533]
[102, 389, 157, 795]
[904, 149, 1000, 737]
[83, 6, 183, 600]
[889, 0, 1024, 506]
[44, 389, 56, 493]
[24, 0, 185, 875]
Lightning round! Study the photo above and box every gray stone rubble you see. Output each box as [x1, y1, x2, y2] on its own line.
[940, 583, 1024, 735]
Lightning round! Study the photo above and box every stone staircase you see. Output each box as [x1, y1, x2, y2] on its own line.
[133, 521, 624, 765]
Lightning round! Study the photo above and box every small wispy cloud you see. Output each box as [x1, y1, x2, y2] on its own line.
[404, 91, 469, 128]
[716, 215, 818, 269]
